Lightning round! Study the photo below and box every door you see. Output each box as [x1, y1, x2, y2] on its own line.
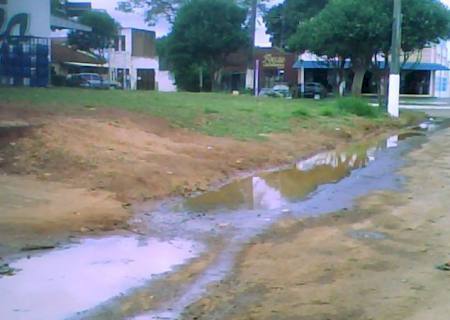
[136, 69, 155, 90]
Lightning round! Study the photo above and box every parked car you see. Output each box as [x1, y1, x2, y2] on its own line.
[66, 73, 120, 89]
[259, 84, 292, 98]
[272, 84, 291, 98]
[299, 82, 328, 99]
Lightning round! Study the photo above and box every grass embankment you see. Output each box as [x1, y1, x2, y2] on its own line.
[0, 88, 422, 139]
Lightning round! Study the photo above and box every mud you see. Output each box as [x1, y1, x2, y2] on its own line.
[182, 126, 450, 320]
[0, 101, 435, 319]
[121, 129, 429, 320]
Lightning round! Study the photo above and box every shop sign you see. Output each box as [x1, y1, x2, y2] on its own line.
[0, 0, 30, 40]
[262, 54, 285, 68]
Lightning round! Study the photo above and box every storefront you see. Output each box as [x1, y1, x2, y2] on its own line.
[294, 59, 450, 97]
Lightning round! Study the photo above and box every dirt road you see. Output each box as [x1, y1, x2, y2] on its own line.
[183, 126, 450, 320]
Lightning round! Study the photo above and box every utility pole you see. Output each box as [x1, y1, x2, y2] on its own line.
[248, 0, 258, 96]
[388, 0, 402, 118]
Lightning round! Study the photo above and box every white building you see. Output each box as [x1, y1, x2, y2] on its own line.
[108, 28, 176, 92]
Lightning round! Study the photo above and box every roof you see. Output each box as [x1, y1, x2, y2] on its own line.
[402, 62, 450, 71]
[63, 62, 108, 68]
[293, 60, 449, 71]
[50, 15, 92, 32]
[51, 41, 105, 65]
[292, 60, 351, 69]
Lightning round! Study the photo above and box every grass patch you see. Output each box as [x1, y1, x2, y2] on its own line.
[319, 106, 340, 117]
[0, 87, 413, 139]
[336, 97, 379, 118]
[292, 108, 311, 117]
[204, 107, 220, 114]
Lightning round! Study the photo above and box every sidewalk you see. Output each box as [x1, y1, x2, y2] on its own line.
[400, 97, 450, 110]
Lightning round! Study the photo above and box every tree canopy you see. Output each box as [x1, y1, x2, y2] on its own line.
[264, 0, 328, 48]
[67, 11, 119, 54]
[117, 0, 268, 25]
[288, 0, 450, 95]
[166, 0, 248, 91]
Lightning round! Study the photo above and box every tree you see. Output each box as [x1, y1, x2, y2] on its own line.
[264, 0, 328, 48]
[117, 0, 185, 25]
[288, 0, 450, 96]
[166, 0, 248, 91]
[51, 0, 65, 16]
[117, 0, 268, 25]
[67, 11, 119, 55]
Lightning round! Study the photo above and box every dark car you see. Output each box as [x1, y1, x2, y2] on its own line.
[66, 73, 120, 89]
[299, 82, 328, 99]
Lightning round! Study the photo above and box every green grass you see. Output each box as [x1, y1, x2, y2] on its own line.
[0, 87, 416, 140]
[335, 97, 380, 118]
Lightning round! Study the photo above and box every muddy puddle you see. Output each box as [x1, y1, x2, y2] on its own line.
[0, 237, 201, 320]
[181, 131, 425, 213]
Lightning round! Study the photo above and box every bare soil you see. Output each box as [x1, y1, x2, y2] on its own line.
[183, 128, 450, 320]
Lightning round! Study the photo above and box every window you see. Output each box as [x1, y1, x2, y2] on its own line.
[131, 29, 156, 57]
[114, 35, 126, 52]
[120, 36, 126, 51]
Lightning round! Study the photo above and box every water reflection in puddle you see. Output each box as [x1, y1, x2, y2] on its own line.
[0, 237, 199, 320]
[183, 132, 425, 213]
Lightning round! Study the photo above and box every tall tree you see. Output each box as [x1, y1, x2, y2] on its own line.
[289, 0, 450, 96]
[68, 11, 119, 56]
[117, 0, 268, 25]
[51, 0, 65, 16]
[264, 0, 328, 48]
[117, 0, 186, 25]
[166, 0, 248, 91]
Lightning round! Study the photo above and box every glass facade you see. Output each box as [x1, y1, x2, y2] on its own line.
[0, 36, 49, 87]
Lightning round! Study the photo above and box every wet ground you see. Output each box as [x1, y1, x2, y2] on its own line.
[0, 118, 445, 320]
[0, 237, 200, 320]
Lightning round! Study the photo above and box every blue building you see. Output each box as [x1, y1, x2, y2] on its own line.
[0, 0, 91, 87]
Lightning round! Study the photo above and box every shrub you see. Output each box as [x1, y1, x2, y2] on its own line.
[319, 107, 338, 117]
[336, 97, 379, 117]
[292, 108, 310, 117]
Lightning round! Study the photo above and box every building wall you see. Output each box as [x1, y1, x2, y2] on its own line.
[158, 71, 177, 92]
[109, 28, 176, 91]
[3, 0, 51, 38]
[402, 42, 450, 97]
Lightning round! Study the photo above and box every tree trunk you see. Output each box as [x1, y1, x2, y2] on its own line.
[351, 67, 366, 96]
[199, 68, 203, 92]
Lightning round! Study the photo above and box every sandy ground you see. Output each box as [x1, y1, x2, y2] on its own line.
[0, 175, 129, 256]
[182, 128, 450, 320]
[0, 103, 396, 256]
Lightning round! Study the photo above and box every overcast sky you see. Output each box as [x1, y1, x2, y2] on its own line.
[85, 0, 450, 47]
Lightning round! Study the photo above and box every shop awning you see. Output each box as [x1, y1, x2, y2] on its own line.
[50, 15, 92, 32]
[63, 62, 108, 68]
[402, 62, 449, 71]
[293, 60, 449, 71]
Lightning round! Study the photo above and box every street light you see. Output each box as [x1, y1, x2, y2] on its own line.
[388, 0, 402, 118]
